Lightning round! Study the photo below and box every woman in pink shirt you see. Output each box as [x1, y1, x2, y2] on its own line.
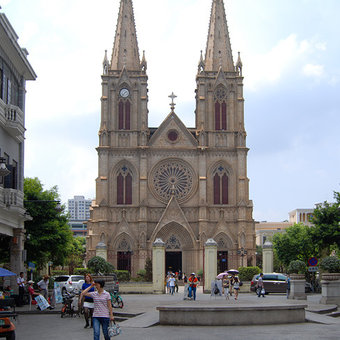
[81, 279, 114, 340]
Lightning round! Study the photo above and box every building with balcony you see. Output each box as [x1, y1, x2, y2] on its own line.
[0, 12, 36, 281]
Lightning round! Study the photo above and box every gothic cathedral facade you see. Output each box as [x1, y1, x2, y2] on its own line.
[86, 0, 256, 276]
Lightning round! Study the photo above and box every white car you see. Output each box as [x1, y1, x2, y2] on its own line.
[54, 275, 84, 294]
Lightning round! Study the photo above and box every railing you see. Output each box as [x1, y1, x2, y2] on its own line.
[0, 100, 24, 127]
[1, 188, 24, 207]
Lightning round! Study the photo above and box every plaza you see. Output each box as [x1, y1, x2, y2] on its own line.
[14, 290, 340, 340]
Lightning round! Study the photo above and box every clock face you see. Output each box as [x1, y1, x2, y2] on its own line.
[120, 88, 130, 98]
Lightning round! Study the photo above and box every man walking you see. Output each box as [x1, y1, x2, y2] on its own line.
[256, 273, 265, 298]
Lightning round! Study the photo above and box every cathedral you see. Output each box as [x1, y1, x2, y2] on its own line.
[86, 0, 256, 276]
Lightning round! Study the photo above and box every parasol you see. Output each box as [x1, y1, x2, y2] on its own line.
[0, 268, 17, 277]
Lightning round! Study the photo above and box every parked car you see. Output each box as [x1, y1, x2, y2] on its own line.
[54, 275, 85, 294]
[250, 273, 313, 294]
[250, 273, 288, 294]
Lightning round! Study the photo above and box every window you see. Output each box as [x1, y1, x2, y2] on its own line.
[117, 166, 132, 205]
[118, 99, 131, 130]
[214, 86, 227, 130]
[213, 166, 229, 205]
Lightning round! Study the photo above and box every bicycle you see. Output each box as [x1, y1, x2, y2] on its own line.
[110, 290, 124, 308]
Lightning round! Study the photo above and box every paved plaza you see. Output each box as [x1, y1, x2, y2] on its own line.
[14, 289, 340, 339]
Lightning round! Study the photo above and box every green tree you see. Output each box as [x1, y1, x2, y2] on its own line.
[87, 256, 115, 274]
[24, 177, 73, 269]
[67, 237, 86, 274]
[311, 191, 340, 257]
[272, 223, 315, 269]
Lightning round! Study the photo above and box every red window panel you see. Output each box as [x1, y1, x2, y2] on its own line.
[125, 173, 132, 204]
[222, 102, 227, 130]
[125, 101, 130, 130]
[214, 173, 220, 204]
[215, 101, 220, 130]
[118, 101, 124, 130]
[117, 174, 124, 204]
[222, 173, 228, 204]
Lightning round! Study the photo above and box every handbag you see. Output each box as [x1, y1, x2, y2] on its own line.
[261, 288, 265, 295]
[108, 321, 121, 337]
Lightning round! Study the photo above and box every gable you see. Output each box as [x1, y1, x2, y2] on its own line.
[148, 112, 198, 148]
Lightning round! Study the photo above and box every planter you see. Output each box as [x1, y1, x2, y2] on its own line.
[289, 275, 306, 300]
[290, 274, 305, 280]
[320, 273, 340, 305]
[321, 273, 340, 281]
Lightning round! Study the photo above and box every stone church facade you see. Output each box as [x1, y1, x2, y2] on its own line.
[86, 0, 256, 276]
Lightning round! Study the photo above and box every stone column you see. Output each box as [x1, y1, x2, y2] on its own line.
[262, 241, 273, 273]
[10, 228, 25, 293]
[152, 238, 165, 294]
[96, 242, 107, 261]
[320, 273, 340, 305]
[204, 239, 217, 294]
[289, 274, 306, 300]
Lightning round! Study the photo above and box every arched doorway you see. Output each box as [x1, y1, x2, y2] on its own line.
[165, 235, 182, 273]
[216, 233, 233, 273]
[116, 237, 132, 272]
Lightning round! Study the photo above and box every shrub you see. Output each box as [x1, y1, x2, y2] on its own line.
[51, 269, 68, 276]
[114, 270, 130, 282]
[288, 260, 306, 274]
[238, 266, 261, 281]
[137, 269, 146, 279]
[320, 256, 340, 273]
[74, 268, 88, 276]
[87, 256, 115, 275]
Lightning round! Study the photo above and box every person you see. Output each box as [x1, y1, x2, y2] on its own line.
[175, 274, 179, 293]
[37, 275, 49, 300]
[256, 273, 265, 298]
[222, 275, 230, 300]
[233, 276, 240, 300]
[81, 274, 95, 328]
[183, 273, 189, 300]
[286, 275, 291, 299]
[229, 274, 235, 296]
[188, 273, 199, 301]
[27, 280, 39, 299]
[17, 272, 26, 305]
[168, 274, 176, 295]
[81, 279, 114, 340]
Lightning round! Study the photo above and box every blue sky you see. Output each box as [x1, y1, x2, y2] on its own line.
[2, 0, 339, 221]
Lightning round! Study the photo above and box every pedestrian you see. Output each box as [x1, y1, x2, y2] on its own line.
[168, 274, 176, 295]
[222, 275, 230, 300]
[183, 273, 189, 300]
[81, 274, 95, 328]
[175, 274, 179, 293]
[286, 274, 291, 299]
[233, 276, 240, 300]
[188, 273, 199, 301]
[81, 279, 114, 340]
[256, 273, 265, 298]
[37, 275, 49, 300]
[17, 272, 26, 306]
[27, 280, 39, 300]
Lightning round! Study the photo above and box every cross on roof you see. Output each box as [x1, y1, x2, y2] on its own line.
[168, 92, 177, 112]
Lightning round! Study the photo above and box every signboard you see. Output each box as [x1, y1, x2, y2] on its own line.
[308, 266, 318, 272]
[308, 257, 318, 267]
[28, 262, 36, 271]
[34, 295, 50, 311]
[54, 282, 62, 304]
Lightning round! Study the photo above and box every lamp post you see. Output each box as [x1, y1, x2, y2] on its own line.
[0, 157, 10, 177]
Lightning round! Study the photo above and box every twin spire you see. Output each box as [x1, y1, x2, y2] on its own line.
[110, 0, 235, 73]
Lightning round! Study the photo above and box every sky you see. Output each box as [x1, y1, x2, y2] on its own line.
[2, 0, 340, 222]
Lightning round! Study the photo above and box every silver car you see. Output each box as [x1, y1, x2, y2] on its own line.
[54, 275, 84, 294]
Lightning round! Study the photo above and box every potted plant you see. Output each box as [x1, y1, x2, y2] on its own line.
[287, 260, 306, 279]
[320, 256, 340, 305]
[320, 256, 340, 280]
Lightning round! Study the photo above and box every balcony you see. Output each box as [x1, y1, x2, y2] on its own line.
[0, 187, 24, 208]
[0, 100, 25, 139]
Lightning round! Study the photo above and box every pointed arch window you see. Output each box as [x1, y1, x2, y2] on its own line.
[118, 99, 131, 130]
[214, 86, 227, 131]
[117, 166, 132, 205]
[213, 166, 229, 205]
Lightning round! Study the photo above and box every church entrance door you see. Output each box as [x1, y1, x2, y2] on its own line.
[166, 252, 182, 273]
[217, 251, 228, 273]
[117, 251, 131, 272]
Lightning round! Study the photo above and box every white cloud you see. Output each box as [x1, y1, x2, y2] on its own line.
[303, 63, 324, 77]
[245, 34, 327, 91]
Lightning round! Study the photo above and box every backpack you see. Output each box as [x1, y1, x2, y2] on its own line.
[214, 283, 219, 295]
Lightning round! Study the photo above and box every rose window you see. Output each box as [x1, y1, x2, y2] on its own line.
[149, 159, 196, 203]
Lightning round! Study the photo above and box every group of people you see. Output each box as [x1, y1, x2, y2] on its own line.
[219, 274, 241, 300]
[165, 271, 200, 300]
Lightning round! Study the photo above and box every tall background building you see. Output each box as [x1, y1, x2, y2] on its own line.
[86, 0, 255, 276]
[68, 195, 92, 237]
[0, 12, 36, 284]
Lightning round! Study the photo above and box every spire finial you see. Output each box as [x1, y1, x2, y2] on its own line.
[168, 92, 177, 112]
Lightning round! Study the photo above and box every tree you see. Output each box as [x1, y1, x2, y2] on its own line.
[67, 237, 86, 274]
[272, 223, 316, 269]
[87, 256, 115, 274]
[24, 177, 73, 269]
[311, 191, 340, 257]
